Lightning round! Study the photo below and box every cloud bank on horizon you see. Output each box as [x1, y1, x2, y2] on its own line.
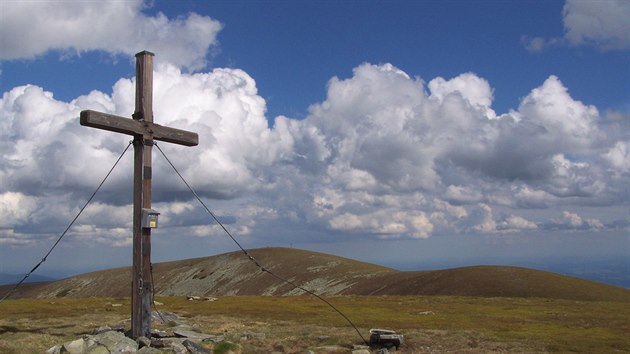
[1, 0, 628, 252]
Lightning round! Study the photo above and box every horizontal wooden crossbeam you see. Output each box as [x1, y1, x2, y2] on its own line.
[80, 110, 198, 146]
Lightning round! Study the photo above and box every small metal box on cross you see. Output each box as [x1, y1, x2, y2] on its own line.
[79, 51, 198, 338]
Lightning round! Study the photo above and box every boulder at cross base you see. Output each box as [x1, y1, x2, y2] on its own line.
[47, 331, 139, 354]
[87, 331, 138, 352]
[62, 338, 87, 354]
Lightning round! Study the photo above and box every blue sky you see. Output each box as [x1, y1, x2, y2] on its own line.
[1, 0, 629, 281]
[3, 1, 629, 118]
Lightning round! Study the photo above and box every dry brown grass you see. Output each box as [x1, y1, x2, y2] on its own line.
[0, 298, 129, 354]
[1, 295, 629, 353]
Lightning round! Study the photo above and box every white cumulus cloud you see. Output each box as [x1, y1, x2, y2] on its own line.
[471, 204, 497, 234]
[545, 210, 607, 231]
[497, 215, 538, 232]
[523, 0, 630, 52]
[1, 60, 626, 245]
[604, 141, 630, 174]
[563, 0, 630, 50]
[0, 0, 222, 70]
[428, 72, 496, 118]
[269, 63, 624, 238]
[0, 192, 38, 228]
[0, 63, 291, 246]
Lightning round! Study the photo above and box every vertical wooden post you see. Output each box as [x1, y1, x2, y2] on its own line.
[80, 51, 199, 338]
[132, 51, 154, 339]
[80, 50, 197, 339]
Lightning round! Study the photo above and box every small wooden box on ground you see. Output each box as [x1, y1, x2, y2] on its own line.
[369, 328, 404, 350]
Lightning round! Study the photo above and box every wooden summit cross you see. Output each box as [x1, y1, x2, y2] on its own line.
[80, 51, 198, 338]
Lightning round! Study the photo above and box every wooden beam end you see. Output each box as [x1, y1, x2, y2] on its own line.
[79, 110, 92, 126]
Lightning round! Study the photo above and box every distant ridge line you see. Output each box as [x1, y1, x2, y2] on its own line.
[2, 247, 629, 302]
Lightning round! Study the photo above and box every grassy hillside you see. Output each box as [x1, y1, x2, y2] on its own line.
[356, 266, 630, 301]
[2, 247, 629, 302]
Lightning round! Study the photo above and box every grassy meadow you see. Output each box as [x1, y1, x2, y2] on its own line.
[1, 295, 629, 353]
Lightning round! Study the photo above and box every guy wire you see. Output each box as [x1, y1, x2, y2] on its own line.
[154, 142, 369, 346]
[0, 142, 132, 302]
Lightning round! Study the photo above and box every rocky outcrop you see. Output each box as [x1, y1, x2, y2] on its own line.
[42, 310, 391, 354]
[46, 331, 142, 354]
[45, 312, 221, 354]
[45, 329, 222, 354]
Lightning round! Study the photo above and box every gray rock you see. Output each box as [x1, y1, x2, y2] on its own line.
[172, 324, 193, 332]
[152, 311, 181, 325]
[48, 311, 229, 354]
[153, 337, 185, 348]
[352, 350, 372, 354]
[151, 329, 175, 338]
[85, 346, 109, 354]
[91, 331, 138, 353]
[92, 326, 112, 335]
[137, 336, 152, 348]
[182, 339, 212, 354]
[149, 338, 165, 348]
[91, 325, 125, 335]
[169, 341, 189, 354]
[61, 338, 87, 354]
[137, 348, 164, 354]
[46, 344, 62, 354]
